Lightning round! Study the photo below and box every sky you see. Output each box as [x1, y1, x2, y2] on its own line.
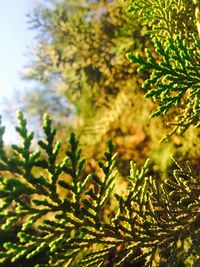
[0, 0, 42, 143]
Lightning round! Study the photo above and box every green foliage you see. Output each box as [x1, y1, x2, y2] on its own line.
[0, 113, 199, 266]
[0, 113, 117, 266]
[128, 0, 200, 135]
[127, 36, 200, 134]
[128, 0, 197, 42]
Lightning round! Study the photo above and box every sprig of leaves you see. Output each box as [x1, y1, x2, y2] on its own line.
[0, 112, 117, 266]
[127, 0, 200, 137]
[127, 36, 200, 135]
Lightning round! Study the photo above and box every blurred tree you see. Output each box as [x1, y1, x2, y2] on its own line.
[24, 0, 148, 118]
[14, 0, 160, 169]
[4, 0, 199, 175]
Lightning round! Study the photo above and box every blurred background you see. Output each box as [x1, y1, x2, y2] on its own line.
[0, 0, 199, 176]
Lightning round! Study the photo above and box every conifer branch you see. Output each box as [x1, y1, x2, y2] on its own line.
[0, 113, 199, 266]
[127, 0, 200, 136]
[127, 36, 200, 134]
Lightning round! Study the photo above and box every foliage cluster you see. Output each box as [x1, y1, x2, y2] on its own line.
[128, 0, 200, 135]
[0, 113, 199, 267]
